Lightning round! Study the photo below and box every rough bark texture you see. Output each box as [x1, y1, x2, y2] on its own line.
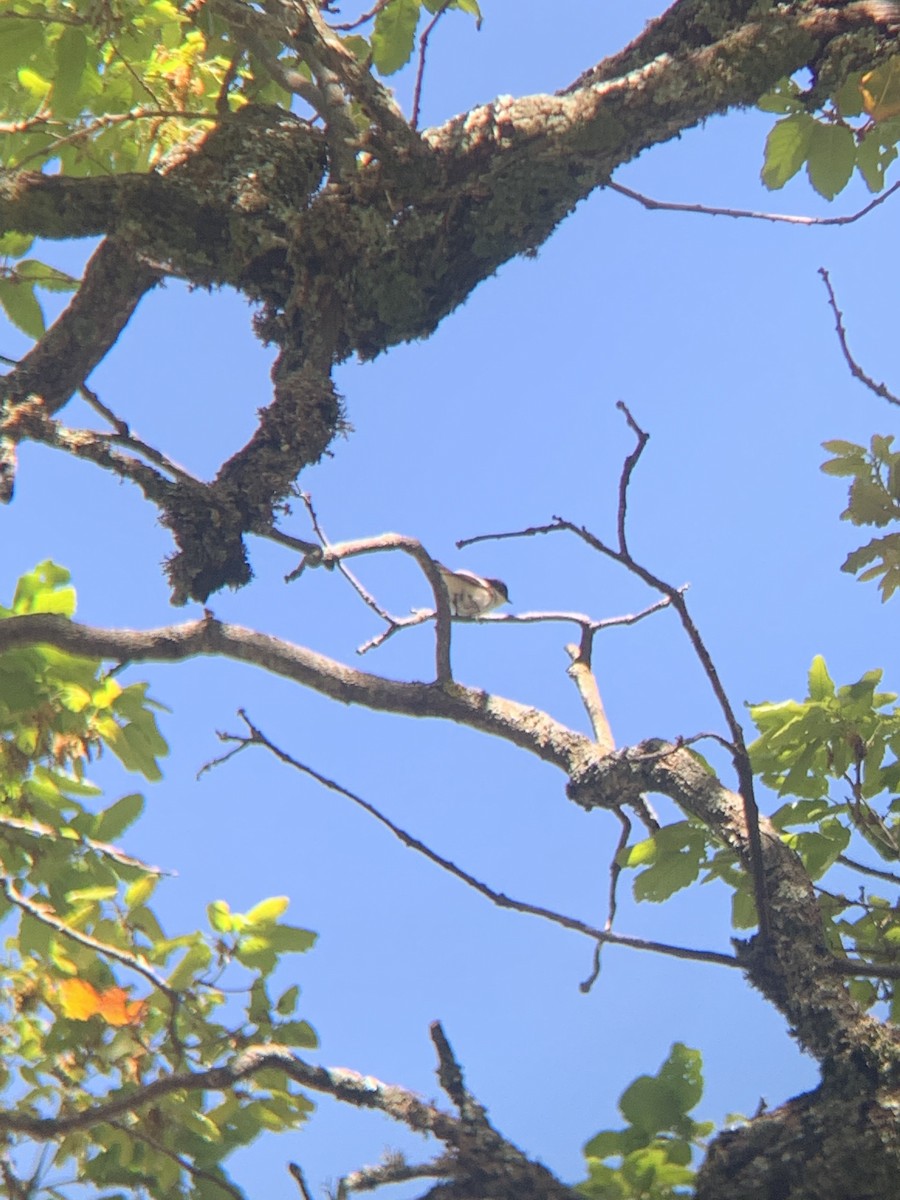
[3, 2, 900, 1195]
[3, 0, 899, 602]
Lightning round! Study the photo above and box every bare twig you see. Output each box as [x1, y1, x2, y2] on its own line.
[412, 1, 451, 129]
[264, 525, 321, 556]
[0, 1043, 578, 1200]
[837, 853, 900, 885]
[338, 1154, 451, 1194]
[290, 0, 420, 154]
[331, 0, 392, 32]
[461, 405, 771, 940]
[580, 806, 631, 993]
[605, 808, 631, 936]
[819, 267, 900, 405]
[565, 626, 615, 752]
[615, 399, 649, 556]
[299, 492, 395, 624]
[830, 958, 900, 980]
[357, 609, 433, 654]
[214, 712, 738, 971]
[607, 177, 900, 226]
[289, 1163, 316, 1200]
[78, 384, 204, 489]
[298, 532, 455, 682]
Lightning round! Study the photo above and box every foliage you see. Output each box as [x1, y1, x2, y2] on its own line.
[0, 564, 318, 1200]
[619, 655, 900, 1016]
[0, 0, 481, 335]
[758, 68, 900, 198]
[5, 1, 900, 1194]
[821, 435, 900, 601]
[578, 1043, 713, 1200]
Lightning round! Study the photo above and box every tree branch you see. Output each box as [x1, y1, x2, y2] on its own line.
[819, 266, 900, 405]
[0, 1042, 580, 1200]
[0, 238, 161, 416]
[607, 177, 900, 226]
[207, 711, 736, 970]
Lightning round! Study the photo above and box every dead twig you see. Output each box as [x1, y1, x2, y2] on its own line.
[460, 404, 771, 941]
[212, 711, 739, 971]
[608, 177, 900, 226]
[411, 1, 452, 129]
[819, 266, 900, 406]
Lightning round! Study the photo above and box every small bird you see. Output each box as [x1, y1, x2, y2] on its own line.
[435, 563, 510, 618]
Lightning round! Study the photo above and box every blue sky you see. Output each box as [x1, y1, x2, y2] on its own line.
[3, 1, 900, 1196]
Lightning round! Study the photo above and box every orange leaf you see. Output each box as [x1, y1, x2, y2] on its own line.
[57, 978, 147, 1026]
[58, 977, 102, 1020]
[96, 986, 148, 1027]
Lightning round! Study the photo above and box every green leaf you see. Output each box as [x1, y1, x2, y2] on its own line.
[857, 124, 900, 192]
[805, 121, 856, 200]
[0, 19, 45, 74]
[125, 874, 158, 909]
[235, 933, 276, 973]
[104, 721, 164, 781]
[757, 77, 803, 114]
[822, 439, 865, 457]
[371, 0, 421, 75]
[808, 655, 835, 702]
[0, 231, 35, 257]
[208, 900, 233, 933]
[630, 823, 706, 903]
[0, 278, 45, 339]
[17, 66, 52, 101]
[657, 1043, 703, 1115]
[275, 984, 300, 1015]
[612, 1042, 704, 1158]
[65, 885, 118, 902]
[244, 895, 290, 926]
[835, 71, 866, 119]
[276, 1019, 318, 1048]
[583, 1129, 628, 1159]
[761, 113, 813, 189]
[267, 924, 317, 953]
[619, 1076, 682, 1139]
[15, 259, 80, 293]
[53, 25, 90, 118]
[11, 561, 74, 614]
[167, 941, 213, 989]
[94, 793, 145, 842]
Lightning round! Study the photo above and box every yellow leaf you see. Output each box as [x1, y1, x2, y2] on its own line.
[58, 977, 101, 1020]
[861, 56, 900, 121]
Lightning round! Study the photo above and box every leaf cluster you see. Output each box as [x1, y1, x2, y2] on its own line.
[0, 0, 481, 339]
[578, 1043, 712, 1200]
[0, 564, 318, 1200]
[758, 67, 900, 199]
[617, 656, 900, 1015]
[822, 436, 900, 601]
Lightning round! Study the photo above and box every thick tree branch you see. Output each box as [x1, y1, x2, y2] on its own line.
[0, 238, 161, 416]
[1, 610, 893, 1068]
[0, 1041, 579, 1200]
[4, 1, 897, 603]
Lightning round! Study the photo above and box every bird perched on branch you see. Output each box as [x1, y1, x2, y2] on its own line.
[435, 564, 510, 618]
